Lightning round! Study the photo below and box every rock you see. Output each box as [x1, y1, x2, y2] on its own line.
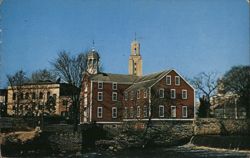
[76, 151, 82, 156]
[108, 146, 114, 150]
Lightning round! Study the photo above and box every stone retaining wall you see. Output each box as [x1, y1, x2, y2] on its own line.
[194, 118, 250, 135]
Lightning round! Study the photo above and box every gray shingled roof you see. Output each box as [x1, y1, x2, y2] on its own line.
[125, 70, 171, 92]
[90, 73, 139, 83]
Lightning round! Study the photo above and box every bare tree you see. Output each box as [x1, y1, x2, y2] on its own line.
[31, 69, 57, 82]
[50, 51, 88, 129]
[190, 72, 219, 117]
[7, 70, 29, 116]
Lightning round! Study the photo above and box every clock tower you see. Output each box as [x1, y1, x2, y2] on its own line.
[128, 40, 143, 76]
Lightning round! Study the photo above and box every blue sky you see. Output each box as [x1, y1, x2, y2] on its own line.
[1, 0, 249, 88]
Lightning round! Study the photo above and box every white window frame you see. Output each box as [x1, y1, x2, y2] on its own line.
[182, 106, 188, 118]
[112, 92, 117, 101]
[130, 91, 134, 100]
[137, 106, 141, 118]
[130, 106, 134, 118]
[97, 92, 103, 101]
[124, 92, 128, 101]
[98, 81, 103, 89]
[171, 106, 177, 118]
[166, 75, 171, 85]
[182, 90, 187, 99]
[175, 76, 180, 86]
[112, 82, 117, 90]
[124, 107, 128, 118]
[171, 89, 176, 99]
[137, 90, 140, 99]
[159, 105, 164, 117]
[144, 89, 147, 98]
[143, 105, 148, 118]
[159, 88, 164, 98]
[112, 107, 117, 118]
[97, 107, 103, 118]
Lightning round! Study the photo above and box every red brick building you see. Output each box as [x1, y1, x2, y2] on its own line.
[80, 42, 195, 124]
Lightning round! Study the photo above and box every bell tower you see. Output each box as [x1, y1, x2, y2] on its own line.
[128, 40, 143, 76]
[87, 48, 100, 75]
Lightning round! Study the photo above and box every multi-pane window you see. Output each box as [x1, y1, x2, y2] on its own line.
[13, 92, 16, 100]
[39, 92, 43, 99]
[130, 91, 134, 100]
[171, 106, 176, 117]
[159, 105, 164, 117]
[98, 82, 103, 89]
[137, 106, 141, 118]
[137, 90, 140, 99]
[25, 93, 29, 99]
[112, 92, 117, 101]
[124, 107, 128, 118]
[130, 106, 134, 118]
[182, 90, 187, 99]
[98, 92, 103, 101]
[171, 89, 176, 99]
[144, 89, 147, 98]
[182, 106, 188, 118]
[159, 88, 164, 98]
[97, 107, 103, 118]
[32, 92, 36, 99]
[124, 92, 128, 101]
[112, 82, 117, 90]
[166, 75, 171, 85]
[175, 76, 180, 85]
[143, 105, 148, 118]
[112, 107, 117, 118]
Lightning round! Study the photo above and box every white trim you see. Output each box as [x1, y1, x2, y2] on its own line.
[159, 88, 164, 98]
[112, 92, 118, 101]
[130, 91, 134, 100]
[98, 81, 103, 89]
[182, 106, 188, 118]
[137, 90, 140, 99]
[194, 89, 196, 119]
[112, 107, 117, 118]
[149, 69, 195, 91]
[182, 89, 188, 99]
[166, 75, 171, 85]
[175, 76, 180, 86]
[143, 105, 148, 118]
[92, 80, 134, 85]
[123, 118, 194, 121]
[143, 89, 147, 98]
[171, 89, 176, 99]
[171, 106, 176, 118]
[97, 107, 103, 118]
[124, 92, 128, 101]
[97, 92, 103, 101]
[112, 82, 117, 90]
[172, 69, 196, 90]
[95, 122, 123, 124]
[136, 106, 141, 118]
[130, 106, 134, 118]
[159, 105, 164, 117]
[148, 87, 152, 117]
